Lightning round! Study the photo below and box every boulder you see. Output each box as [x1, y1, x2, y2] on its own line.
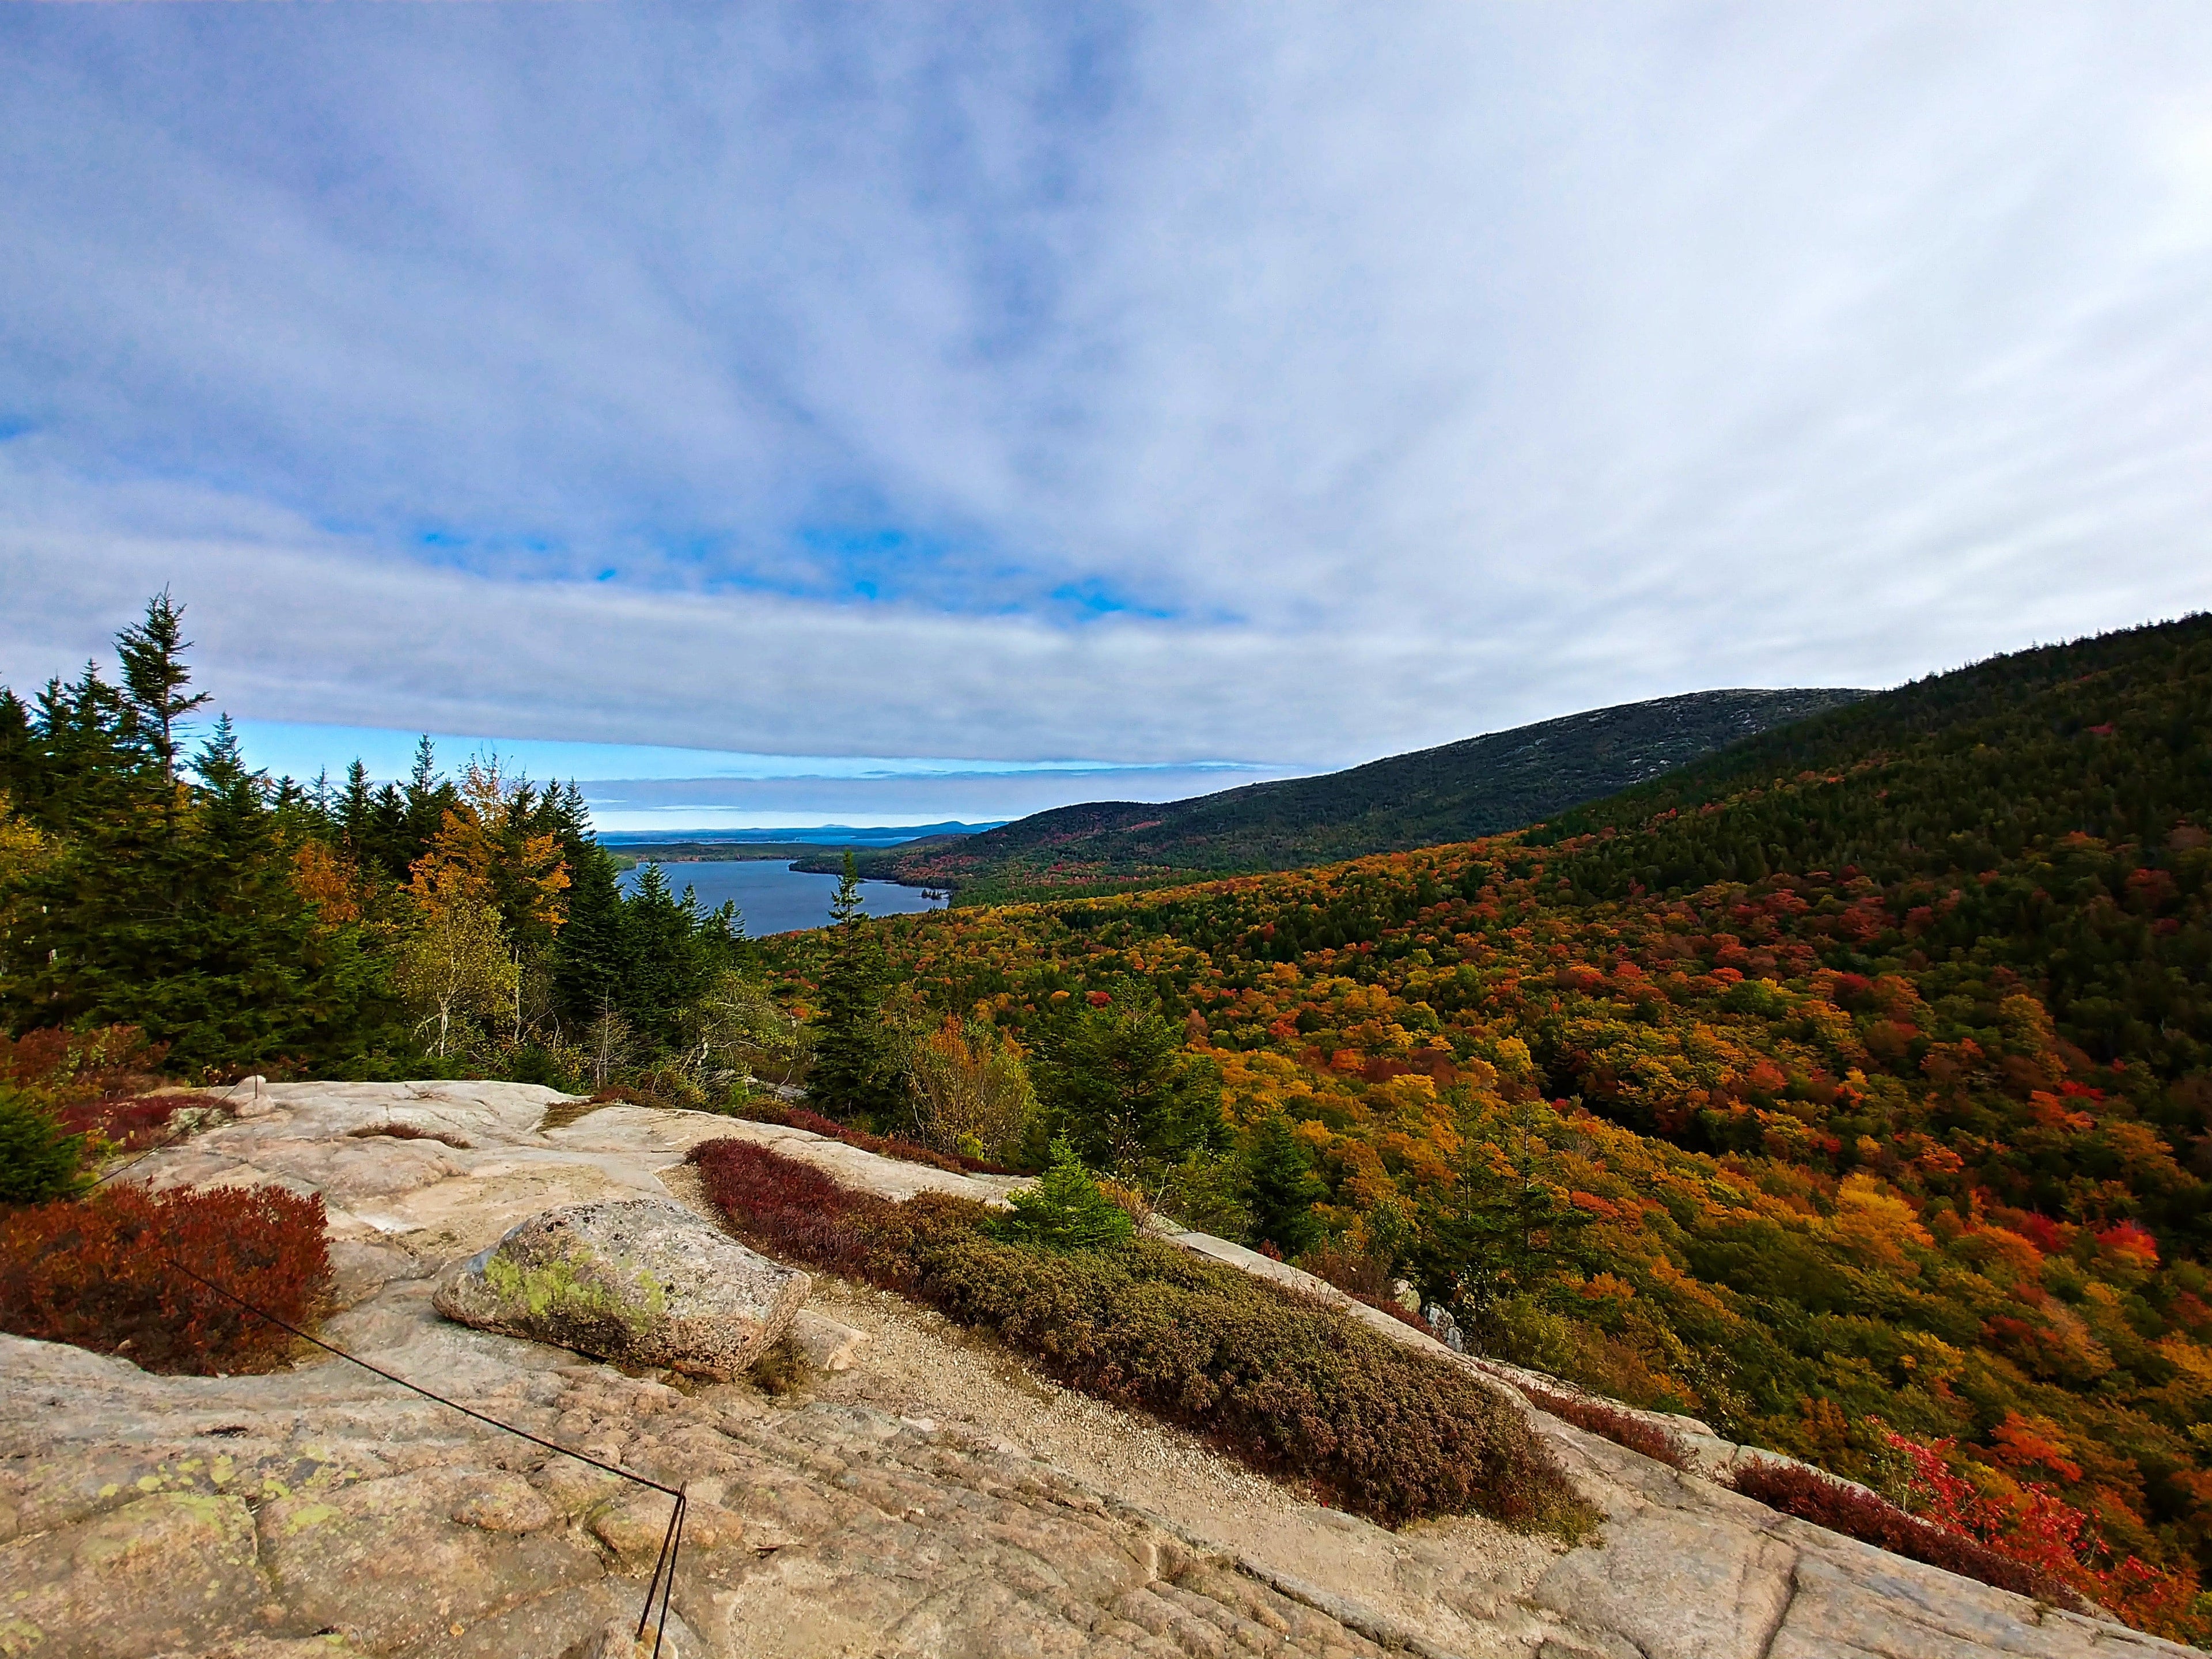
[433, 1198, 809, 1378]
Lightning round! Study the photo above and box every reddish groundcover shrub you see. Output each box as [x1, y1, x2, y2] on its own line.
[1518, 1382, 1692, 1471]
[1726, 1457, 2087, 1611]
[689, 1137, 1584, 1532]
[1, 1184, 331, 1374]
[56, 1094, 198, 1153]
[739, 1100, 1013, 1176]
[0, 1025, 171, 1103]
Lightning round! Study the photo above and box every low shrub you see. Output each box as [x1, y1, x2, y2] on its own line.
[0, 1085, 91, 1205]
[738, 1100, 1013, 1176]
[690, 1137, 1584, 1532]
[1725, 1456, 2086, 1611]
[347, 1122, 474, 1149]
[1291, 1243, 1431, 1334]
[55, 1092, 202, 1154]
[1516, 1381, 1692, 1471]
[0, 1025, 171, 1104]
[0, 1183, 331, 1374]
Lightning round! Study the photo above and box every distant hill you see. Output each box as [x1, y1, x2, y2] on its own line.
[821, 688, 1868, 897]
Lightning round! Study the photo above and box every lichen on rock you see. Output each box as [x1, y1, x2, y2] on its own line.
[432, 1196, 808, 1378]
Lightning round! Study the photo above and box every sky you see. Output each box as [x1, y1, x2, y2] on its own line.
[4, 4, 2210, 830]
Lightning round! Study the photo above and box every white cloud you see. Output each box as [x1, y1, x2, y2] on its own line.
[3, 2, 2209, 779]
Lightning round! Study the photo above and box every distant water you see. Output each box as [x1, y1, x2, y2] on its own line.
[617, 859, 945, 937]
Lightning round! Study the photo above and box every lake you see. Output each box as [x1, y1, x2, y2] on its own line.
[618, 859, 946, 937]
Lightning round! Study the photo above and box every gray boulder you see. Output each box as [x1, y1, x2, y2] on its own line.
[433, 1197, 809, 1378]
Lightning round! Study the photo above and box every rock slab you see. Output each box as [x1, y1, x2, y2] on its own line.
[434, 1196, 808, 1378]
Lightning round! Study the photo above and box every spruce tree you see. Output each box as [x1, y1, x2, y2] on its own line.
[808, 853, 899, 1123]
[616, 863, 719, 1052]
[1241, 1111, 1325, 1256]
[115, 588, 211, 790]
[554, 844, 626, 1035]
[0, 1085, 89, 1204]
[1, 623, 371, 1072]
[1031, 1007, 1226, 1182]
[990, 1138, 1135, 1251]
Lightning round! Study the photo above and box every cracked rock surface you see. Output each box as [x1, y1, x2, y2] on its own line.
[0, 1081, 2199, 1659]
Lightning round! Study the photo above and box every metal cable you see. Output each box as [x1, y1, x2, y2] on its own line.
[157, 1255, 688, 1654]
[88, 1075, 251, 1187]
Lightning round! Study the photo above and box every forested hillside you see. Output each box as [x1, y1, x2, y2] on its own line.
[831, 688, 1865, 899]
[762, 612, 2212, 1637]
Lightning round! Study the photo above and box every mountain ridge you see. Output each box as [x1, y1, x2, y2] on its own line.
[816, 687, 1870, 897]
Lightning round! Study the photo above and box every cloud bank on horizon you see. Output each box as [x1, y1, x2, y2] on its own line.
[4, 3, 2210, 821]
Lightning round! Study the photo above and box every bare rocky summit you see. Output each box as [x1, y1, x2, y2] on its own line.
[0, 1081, 2198, 1659]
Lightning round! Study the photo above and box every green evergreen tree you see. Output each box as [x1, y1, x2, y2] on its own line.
[1416, 1100, 1595, 1313]
[399, 735, 454, 870]
[0, 1084, 91, 1204]
[337, 759, 373, 854]
[830, 847, 866, 925]
[989, 1137, 1135, 1251]
[1032, 1007, 1226, 1184]
[808, 853, 900, 1123]
[114, 587, 211, 790]
[554, 844, 626, 1035]
[616, 863, 721, 1052]
[1, 624, 375, 1072]
[1241, 1111, 1325, 1256]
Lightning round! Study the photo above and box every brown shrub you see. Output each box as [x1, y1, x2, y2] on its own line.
[1297, 1241, 1393, 1300]
[1725, 1457, 2088, 1611]
[1291, 1243, 1430, 1333]
[57, 1094, 207, 1153]
[1517, 1382, 1692, 1470]
[0, 1026, 171, 1105]
[0, 1184, 331, 1374]
[346, 1122, 474, 1150]
[689, 1137, 1584, 1532]
[736, 1100, 1013, 1176]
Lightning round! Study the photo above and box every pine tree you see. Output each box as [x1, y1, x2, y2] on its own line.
[1032, 1007, 1226, 1183]
[1417, 1100, 1595, 1313]
[554, 844, 626, 1035]
[2, 632, 372, 1071]
[617, 863, 719, 1052]
[338, 759, 373, 854]
[830, 848, 866, 925]
[990, 1137, 1135, 1251]
[0, 1085, 89, 1204]
[1241, 1111, 1325, 1256]
[808, 855, 899, 1124]
[115, 588, 211, 790]
[400, 735, 454, 868]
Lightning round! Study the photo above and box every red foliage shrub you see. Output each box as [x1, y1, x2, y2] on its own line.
[737, 1100, 1013, 1175]
[688, 1137, 1585, 1532]
[347, 1122, 474, 1149]
[0, 1184, 331, 1374]
[0, 1026, 171, 1105]
[689, 1134, 896, 1284]
[1883, 1427, 2199, 1632]
[55, 1094, 199, 1153]
[1350, 1291, 1431, 1332]
[1725, 1457, 2086, 1610]
[1516, 1382, 1691, 1470]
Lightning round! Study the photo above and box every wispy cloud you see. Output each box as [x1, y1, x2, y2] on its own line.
[4, 2, 2209, 781]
